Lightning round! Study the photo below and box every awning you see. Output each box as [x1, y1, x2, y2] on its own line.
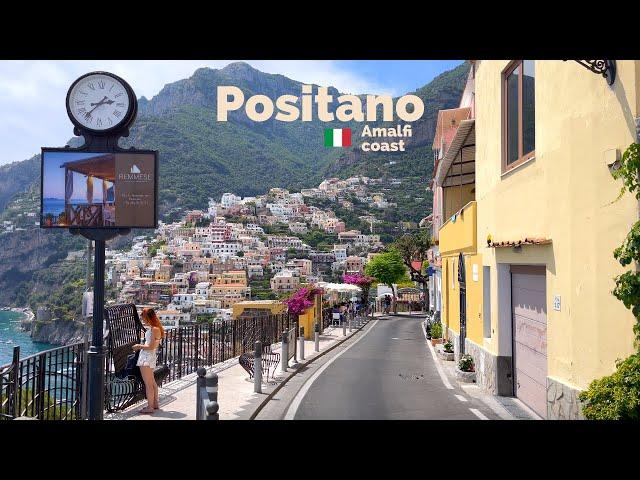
[61, 153, 116, 181]
[435, 119, 475, 188]
[316, 282, 362, 293]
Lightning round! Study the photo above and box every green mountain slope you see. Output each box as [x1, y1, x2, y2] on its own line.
[0, 61, 469, 219]
[0, 61, 470, 312]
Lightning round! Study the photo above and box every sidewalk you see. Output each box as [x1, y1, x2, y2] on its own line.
[106, 315, 376, 420]
[422, 321, 541, 420]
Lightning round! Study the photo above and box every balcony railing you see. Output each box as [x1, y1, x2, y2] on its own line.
[1, 310, 296, 420]
[1, 343, 86, 420]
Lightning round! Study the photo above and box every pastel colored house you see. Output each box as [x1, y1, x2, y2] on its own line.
[435, 60, 640, 419]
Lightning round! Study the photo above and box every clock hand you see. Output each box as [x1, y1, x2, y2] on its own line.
[85, 96, 110, 118]
[90, 96, 109, 107]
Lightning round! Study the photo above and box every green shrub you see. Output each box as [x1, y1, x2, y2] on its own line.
[443, 341, 453, 353]
[578, 353, 640, 420]
[430, 323, 442, 339]
[458, 354, 474, 372]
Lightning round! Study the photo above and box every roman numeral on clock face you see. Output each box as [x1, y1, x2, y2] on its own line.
[69, 74, 130, 130]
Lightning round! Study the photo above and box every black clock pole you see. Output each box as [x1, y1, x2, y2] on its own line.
[43, 70, 149, 420]
[71, 228, 129, 420]
[67, 75, 136, 419]
[90, 236, 105, 421]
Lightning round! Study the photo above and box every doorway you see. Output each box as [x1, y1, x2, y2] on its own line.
[511, 265, 547, 419]
[458, 252, 466, 355]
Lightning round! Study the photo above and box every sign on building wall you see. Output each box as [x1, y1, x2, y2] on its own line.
[41, 149, 158, 229]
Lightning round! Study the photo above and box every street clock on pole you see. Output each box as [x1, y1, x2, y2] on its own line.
[66, 71, 137, 136]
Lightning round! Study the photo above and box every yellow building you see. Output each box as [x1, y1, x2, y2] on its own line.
[211, 270, 247, 286]
[154, 264, 172, 282]
[436, 60, 639, 419]
[232, 300, 285, 319]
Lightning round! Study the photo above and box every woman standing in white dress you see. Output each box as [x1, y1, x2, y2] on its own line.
[132, 308, 165, 414]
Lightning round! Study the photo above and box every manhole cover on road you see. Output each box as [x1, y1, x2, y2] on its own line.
[398, 373, 425, 381]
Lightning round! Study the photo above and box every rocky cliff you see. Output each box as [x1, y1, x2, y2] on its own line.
[30, 319, 86, 346]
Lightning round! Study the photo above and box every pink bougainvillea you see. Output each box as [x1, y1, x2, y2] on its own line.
[283, 285, 324, 316]
[343, 273, 374, 306]
[342, 274, 374, 286]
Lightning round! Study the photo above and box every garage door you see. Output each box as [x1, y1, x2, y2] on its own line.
[511, 265, 547, 419]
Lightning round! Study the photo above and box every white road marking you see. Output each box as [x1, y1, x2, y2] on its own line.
[283, 320, 379, 420]
[455, 394, 468, 402]
[391, 337, 399, 340]
[470, 408, 489, 420]
[421, 322, 454, 390]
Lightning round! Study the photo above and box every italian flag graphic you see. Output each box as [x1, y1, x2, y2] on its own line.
[324, 128, 352, 148]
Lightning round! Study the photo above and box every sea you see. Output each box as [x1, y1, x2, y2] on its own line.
[42, 198, 94, 216]
[0, 310, 53, 366]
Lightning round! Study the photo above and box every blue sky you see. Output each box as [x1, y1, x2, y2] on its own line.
[0, 60, 462, 166]
[335, 60, 463, 95]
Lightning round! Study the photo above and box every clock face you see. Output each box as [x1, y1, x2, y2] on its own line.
[67, 73, 132, 132]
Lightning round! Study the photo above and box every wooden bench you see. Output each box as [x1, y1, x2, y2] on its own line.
[239, 344, 280, 384]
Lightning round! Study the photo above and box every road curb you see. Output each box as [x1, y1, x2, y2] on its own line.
[248, 319, 374, 420]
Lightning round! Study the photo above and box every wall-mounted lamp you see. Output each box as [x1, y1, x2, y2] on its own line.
[604, 148, 621, 173]
[565, 60, 616, 86]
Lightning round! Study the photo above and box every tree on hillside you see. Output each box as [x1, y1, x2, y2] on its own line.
[392, 230, 432, 310]
[245, 201, 257, 217]
[365, 249, 406, 314]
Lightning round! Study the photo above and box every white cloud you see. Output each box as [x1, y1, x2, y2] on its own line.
[0, 60, 396, 166]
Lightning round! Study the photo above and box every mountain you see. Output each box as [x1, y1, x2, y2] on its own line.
[0, 155, 40, 212]
[324, 62, 470, 179]
[0, 61, 470, 310]
[0, 61, 469, 218]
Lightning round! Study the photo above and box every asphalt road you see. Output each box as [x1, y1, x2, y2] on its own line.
[287, 315, 501, 420]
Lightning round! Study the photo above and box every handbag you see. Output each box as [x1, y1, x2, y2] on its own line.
[153, 340, 170, 385]
[119, 349, 142, 381]
[153, 364, 170, 384]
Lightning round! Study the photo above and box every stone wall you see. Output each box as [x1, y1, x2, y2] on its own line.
[447, 328, 513, 396]
[547, 376, 584, 420]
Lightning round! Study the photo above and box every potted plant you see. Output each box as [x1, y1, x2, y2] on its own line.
[456, 353, 476, 383]
[438, 340, 455, 361]
[430, 322, 443, 346]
